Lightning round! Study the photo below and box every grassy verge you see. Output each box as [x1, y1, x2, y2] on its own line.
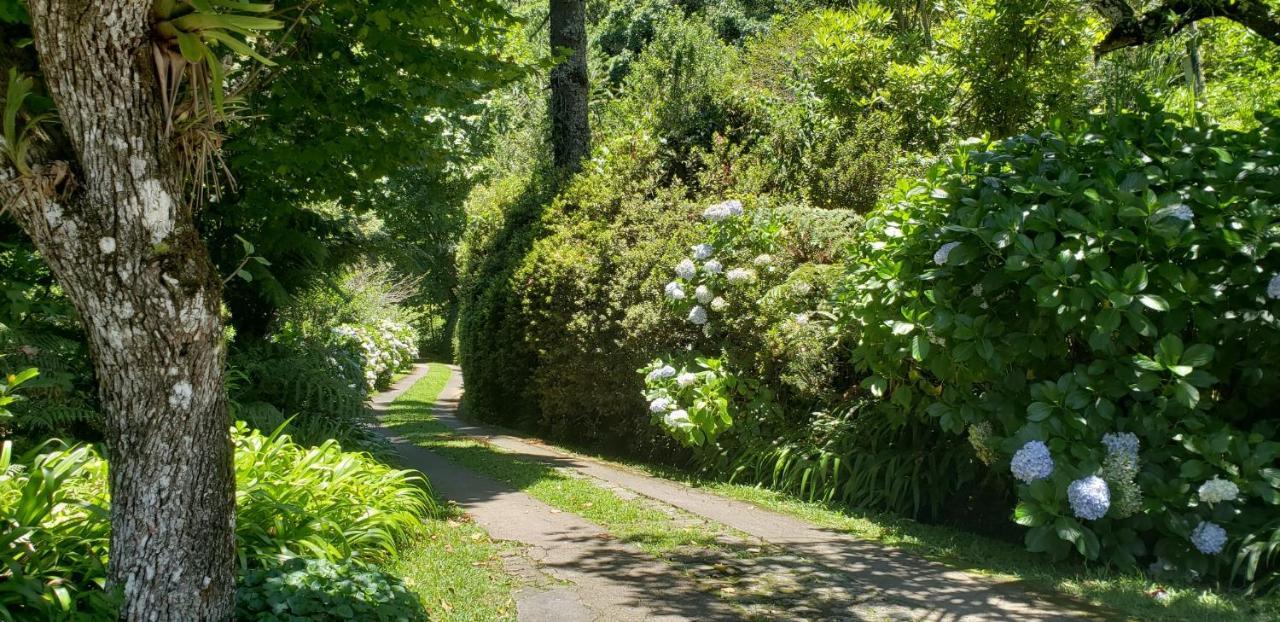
[381, 368, 732, 558]
[528, 446, 1278, 622]
[385, 364, 518, 622]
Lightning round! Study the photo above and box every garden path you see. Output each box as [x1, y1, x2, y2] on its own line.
[373, 364, 1106, 622]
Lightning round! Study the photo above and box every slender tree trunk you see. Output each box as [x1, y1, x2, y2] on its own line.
[549, 0, 590, 172]
[1183, 23, 1206, 99]
[7, 1, 237, 619]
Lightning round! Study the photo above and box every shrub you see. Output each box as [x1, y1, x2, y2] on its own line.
[0, 441, 115, 621]
[835, 108, 1280, 583]
[233, 423, 433, 567]
[235, 558, 424, 622]
[0, 423, 435, 620]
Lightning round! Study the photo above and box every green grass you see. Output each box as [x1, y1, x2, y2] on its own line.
[384, 365, 1279, 621]
[385, 364, 518, 622]
[534, 452, 1278, 622]
[382, 368, 732, 558]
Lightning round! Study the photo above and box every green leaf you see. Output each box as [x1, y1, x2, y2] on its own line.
[1181, 344, 1215, 367]
[1173, 380, 1200, 409]
[1027, 402, 1054, 422]
[1138, 295, 1169, 311]
[911, 335, 930, 362]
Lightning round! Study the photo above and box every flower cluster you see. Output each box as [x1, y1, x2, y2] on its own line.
[1268, 274, 1280, 300]
[328, 319, 417, 391]
[1197, 477, 1240, 504]
[662, 199, 765, 332]
[1191, 521, 1228, 555]
[1010, 440, 1053, 483]
[640, 357, 736, 447]
[1068, 476, 1111, 521]
[702, 199, 744, 222]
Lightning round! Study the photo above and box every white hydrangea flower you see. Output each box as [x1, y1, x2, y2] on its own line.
[664, 281, 686, 300]
[752, 254, 773, 267]
[695, 285, 714, 303]
[726, 268, 756, 284]
[1267, 274, 1280, 300]
[692, 243, 714, 260]
[933, 241, 961, 266]
[676, 373, 697, 387]
[710, 297, 728, 312]
[1198, 477, 1240, 504]
[688, 305, 708, 325]
[664, 409, 695, 431]
[703, 259, 723, 275]
[649, 397, 673, 413]
[724, 199, 744, 216]
[675, 259, 697, 280]
[702, 203, 731, 222]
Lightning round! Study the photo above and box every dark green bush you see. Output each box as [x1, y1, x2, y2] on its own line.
[837, 108, 1280, 583]
[235, 558, 424, 622]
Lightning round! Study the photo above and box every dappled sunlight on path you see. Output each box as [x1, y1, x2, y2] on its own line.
[372, 364, 1108, 621]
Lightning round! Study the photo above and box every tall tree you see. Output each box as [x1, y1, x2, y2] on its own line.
[549, 0, 590, 171]
[3, 1, 236, 618]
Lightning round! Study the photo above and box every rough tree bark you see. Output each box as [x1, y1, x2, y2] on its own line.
[549, 0, 590, 172]
[1090, 0, 1280, 56]
[3, 1, 236, 620]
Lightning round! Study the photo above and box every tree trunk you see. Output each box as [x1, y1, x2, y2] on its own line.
[549, 0, 591, 172]
[8, 1, 237, 619]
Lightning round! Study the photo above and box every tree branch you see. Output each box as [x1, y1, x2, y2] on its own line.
[1092, 0, 1280, 56]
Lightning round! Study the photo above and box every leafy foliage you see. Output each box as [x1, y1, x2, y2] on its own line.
[236, 557, 425, 622]
[0, 422, 435, 620]
[835, 108, 1280, 581]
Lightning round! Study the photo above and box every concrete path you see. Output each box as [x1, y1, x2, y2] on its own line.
[373, 364, 1106, 621]
[371, 365, 739, 621]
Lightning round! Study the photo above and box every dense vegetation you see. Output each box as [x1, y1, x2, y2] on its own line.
[456, 0, 1280, 595]
[4, 0, 1280, 618]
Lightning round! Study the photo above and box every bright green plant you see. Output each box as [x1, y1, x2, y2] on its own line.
[0, 441, 114, 621]
[835, 107, 1280, 583]
[233, 422, 434, 567]
[0, 422, 436, 619]
[235, 557, 425, 622]
[1, 69, 53, 177]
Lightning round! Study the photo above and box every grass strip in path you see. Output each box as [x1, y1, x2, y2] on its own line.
[523, 439, 1280, 622]
[382, 364, 518, 621]
[381, 365, 733, 559]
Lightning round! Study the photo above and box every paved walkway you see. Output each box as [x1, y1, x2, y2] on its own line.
[372, 364, 1105, 622]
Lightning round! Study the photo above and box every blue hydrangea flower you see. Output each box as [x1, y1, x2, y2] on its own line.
[703, 259, 723, 275]
[649, 397, 672, 413]
[695, 285, 714, 303]
[688, 305, 708, 326]
[664, 281, 685, 300]
[1191, 521, 1227, 555]
[1010, 440, 1054, 483]
[1101, 432, 1140, 460]
[1068, 476, 1111, 521]
[1268, 274, 1280, 300]
[646, 365, 676, 382]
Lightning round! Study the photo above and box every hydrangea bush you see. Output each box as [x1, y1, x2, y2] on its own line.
[325, 320, 417, 391]
[835, 109, 1280, 582]
[643, 199, 787, 447]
